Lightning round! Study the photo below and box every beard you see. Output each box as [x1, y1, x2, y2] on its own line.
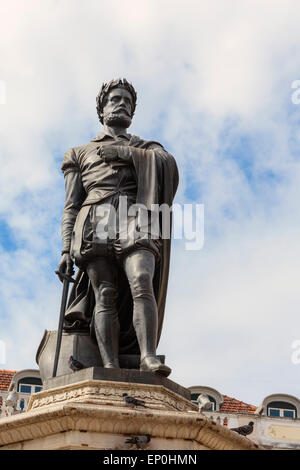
[103, 111, 132, 128]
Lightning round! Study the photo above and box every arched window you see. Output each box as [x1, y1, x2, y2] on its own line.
[17, 377, 42, 394]
[267, 401, 297, 419]
[189, 386, 223, 411]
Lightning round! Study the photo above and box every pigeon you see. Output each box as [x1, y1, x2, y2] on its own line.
[230, 421, 254, 436]
[122, 393, 147, 409]
[68, 355, 85, 371]
[125, 434, 151, 449]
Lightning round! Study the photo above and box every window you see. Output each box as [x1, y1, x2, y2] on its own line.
[17, 377, 42, 394]
[284, 410, 295, 418]
[191, 393, 199, 404]
[19, 384, 42, 394]
[267, 401, 297, 419]
[20, 385, 32, 394]
[269, 408, 296, 418]
[269, 408, 280, 417]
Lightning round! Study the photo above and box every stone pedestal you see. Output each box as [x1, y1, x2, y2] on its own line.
[36, 330, 166, 382]
[0, 369, 260, 450]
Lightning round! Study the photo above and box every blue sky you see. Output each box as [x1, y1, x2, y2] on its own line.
[1, 0, 300, 406]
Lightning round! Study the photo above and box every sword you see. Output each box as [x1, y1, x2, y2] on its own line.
[52, 270, 75, 378]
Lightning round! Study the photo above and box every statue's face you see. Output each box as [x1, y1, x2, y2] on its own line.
[102, 87, 133, 128]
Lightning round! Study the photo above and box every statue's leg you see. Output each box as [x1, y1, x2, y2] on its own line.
[123, 249, 157, 358]
[86, 257, 120, 368]
[123, 249, 171, 375]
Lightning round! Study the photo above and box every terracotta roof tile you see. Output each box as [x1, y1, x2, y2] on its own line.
[220, 395, 256, 414]
[0, 370, 17, 391]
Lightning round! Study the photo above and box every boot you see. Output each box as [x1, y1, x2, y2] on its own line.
[140, 355, 171, 377]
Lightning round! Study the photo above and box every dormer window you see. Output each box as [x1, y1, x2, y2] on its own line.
[189, 386, 223, 411]
[267, 401, 297, 419]
[17, 377, 42, 394]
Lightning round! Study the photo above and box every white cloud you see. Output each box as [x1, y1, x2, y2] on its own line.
[161, 221, 300, 404]
[1, 0, 300, 405]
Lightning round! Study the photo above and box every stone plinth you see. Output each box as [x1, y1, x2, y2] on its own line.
[43, 367, 190, 401]
[0, 374, 260, 450]
[29, 366, 195, 414]
[37, 330, 165, 382]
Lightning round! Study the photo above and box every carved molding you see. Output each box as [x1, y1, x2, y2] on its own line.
[0, 401, 260, 450]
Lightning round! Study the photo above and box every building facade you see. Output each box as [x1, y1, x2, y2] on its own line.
[189, 385, 300, 449]
[0, 369, 42, 417]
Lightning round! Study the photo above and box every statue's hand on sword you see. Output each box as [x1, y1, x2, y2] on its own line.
[57, 253, 74, 283]
[52, 254, 75, 378]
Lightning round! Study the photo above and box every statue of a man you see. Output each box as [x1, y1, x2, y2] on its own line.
[57, 79, 178, 376]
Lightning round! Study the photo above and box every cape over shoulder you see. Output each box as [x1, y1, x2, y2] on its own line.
[129, 134, 165, 150]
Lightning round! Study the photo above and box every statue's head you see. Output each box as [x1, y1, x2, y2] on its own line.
[96, 78, 137, 128]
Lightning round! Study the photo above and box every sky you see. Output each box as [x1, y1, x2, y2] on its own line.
[1, 0, 300, 406]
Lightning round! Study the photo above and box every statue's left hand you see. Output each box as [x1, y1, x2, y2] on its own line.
[98, 145, 119, 163]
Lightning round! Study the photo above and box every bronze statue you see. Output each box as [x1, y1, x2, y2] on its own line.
[57, 79, 178, 376]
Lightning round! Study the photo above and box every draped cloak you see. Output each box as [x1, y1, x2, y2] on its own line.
[61, 133, 179, 355]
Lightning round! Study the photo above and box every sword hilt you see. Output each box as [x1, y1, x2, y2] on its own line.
[55, 270, 75, 283]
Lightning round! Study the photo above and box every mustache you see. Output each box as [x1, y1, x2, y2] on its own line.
[104, 112, 132, 127]
[113, 107, 131, 117]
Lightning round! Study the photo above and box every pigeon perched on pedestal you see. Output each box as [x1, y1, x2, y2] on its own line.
[230, 421, 254, 436]
[125, 434, 151, 448]
[68, 355, 85, 372]
[122, 393, 147, 409]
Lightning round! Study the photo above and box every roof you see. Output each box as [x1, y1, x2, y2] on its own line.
[0, 370, 17, 391]
[220, 395, 256, 414]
